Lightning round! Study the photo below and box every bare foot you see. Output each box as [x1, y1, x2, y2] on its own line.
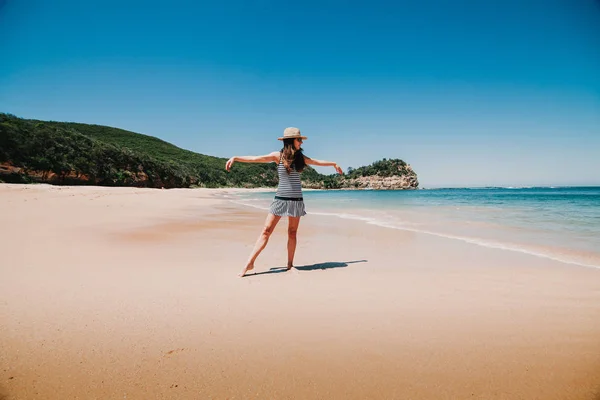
[239, 264, 254, 277]
[286, 264, 294, 271]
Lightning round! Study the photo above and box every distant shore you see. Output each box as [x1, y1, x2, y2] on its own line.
[2, 183, 599, 399]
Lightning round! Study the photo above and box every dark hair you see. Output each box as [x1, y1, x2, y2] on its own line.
[281, 138, 306, 173]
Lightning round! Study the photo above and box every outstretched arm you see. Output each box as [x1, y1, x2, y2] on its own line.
[225, 151, 280, 171]
[304, 156, 343, 175]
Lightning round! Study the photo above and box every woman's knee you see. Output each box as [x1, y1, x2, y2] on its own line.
[261, 226, 275, 238]
[287, 228, 298, 238]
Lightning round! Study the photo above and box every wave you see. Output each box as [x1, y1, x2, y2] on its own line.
[230, 199, 600, 270]
[423, 186, 598, 190]
[315, 210, 600, 269]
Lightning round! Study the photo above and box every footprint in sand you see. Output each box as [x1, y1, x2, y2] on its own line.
[164, 348, 186, 357]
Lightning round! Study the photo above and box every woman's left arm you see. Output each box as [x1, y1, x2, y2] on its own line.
[304, 156, 343, 175]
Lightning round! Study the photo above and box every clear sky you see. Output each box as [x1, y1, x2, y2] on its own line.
[1, 0, 599, 187]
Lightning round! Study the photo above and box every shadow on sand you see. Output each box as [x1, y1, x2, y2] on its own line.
[248, 260, 368, 276]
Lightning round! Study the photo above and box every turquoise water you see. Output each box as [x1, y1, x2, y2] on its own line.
[232, 187, 600, 269]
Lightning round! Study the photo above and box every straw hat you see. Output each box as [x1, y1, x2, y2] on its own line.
[278, 127, 307, 141]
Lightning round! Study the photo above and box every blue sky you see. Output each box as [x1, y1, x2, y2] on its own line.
[1, 0, 599, 187]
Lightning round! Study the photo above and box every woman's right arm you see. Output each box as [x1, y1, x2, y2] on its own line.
[225, 151, 280, 171]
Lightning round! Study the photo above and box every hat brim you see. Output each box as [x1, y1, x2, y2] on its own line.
[278, 136, 308, 140]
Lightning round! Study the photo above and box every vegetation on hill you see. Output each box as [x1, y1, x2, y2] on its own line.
[346, 158, 410, 178]
[0, 113, 418, 189]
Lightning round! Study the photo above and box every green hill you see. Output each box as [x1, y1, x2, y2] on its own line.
[0, 113, 418, 189]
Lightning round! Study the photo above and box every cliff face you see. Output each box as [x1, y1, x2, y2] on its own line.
[339, 169, 419, 190]
[0, 162, 92, 185]
[1, 160, 420, 190]
[0, 161, 183, 188]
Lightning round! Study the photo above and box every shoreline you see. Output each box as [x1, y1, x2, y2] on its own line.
[2, 184, 600, 399]
[228, 189, 600, 272]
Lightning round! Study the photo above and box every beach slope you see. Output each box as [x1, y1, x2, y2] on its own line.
[1, 184, 599, 399]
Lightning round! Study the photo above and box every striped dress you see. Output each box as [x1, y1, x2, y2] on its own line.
[269, 155, 307, 217]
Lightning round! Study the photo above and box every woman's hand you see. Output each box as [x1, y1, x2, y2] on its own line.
[225, 157, 235, 171]
[334, 164, 343, 175]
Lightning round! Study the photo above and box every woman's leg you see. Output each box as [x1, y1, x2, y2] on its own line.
[286, 216, 301, 270]
[240, 213, 281, 277]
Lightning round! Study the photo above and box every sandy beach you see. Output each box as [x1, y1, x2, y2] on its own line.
[1, 183, 599, 400]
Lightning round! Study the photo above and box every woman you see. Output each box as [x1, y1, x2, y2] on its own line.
[225, 127, 343, 277]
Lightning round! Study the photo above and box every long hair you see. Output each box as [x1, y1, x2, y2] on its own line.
[281, 138, 306, 174]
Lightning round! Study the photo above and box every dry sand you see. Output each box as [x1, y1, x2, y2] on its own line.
[1, 184, 599, 399]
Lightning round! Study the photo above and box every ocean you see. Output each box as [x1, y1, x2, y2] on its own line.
[231, 186, 600, 269]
